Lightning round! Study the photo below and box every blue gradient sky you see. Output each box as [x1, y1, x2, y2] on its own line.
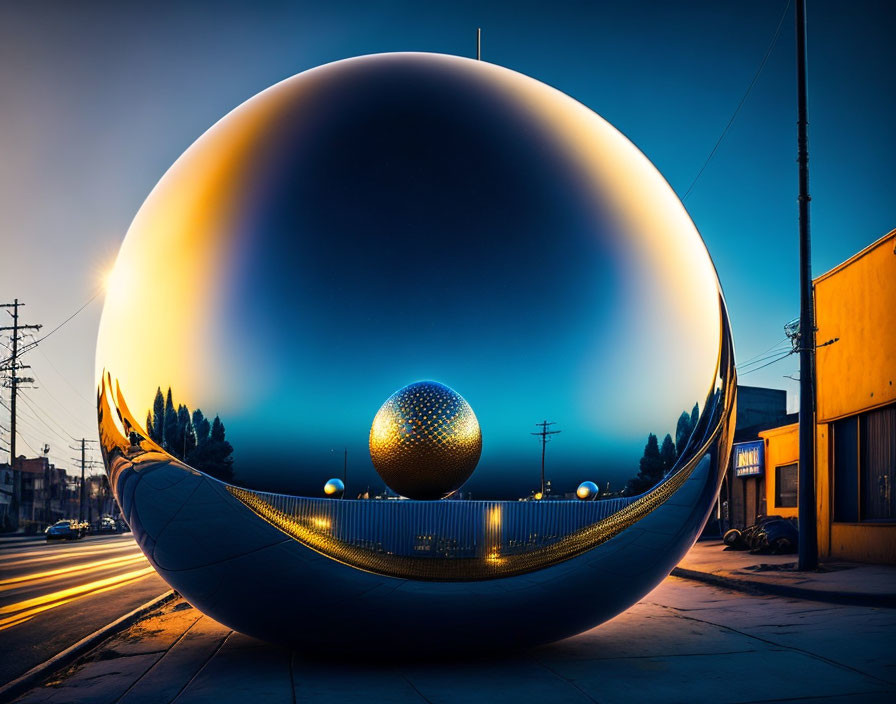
[1, 0, 894, 485]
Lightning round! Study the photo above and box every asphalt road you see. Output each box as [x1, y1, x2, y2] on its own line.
[0, 533, 168, 687]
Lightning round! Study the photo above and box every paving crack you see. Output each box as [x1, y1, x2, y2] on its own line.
[644, 600, 896, 686]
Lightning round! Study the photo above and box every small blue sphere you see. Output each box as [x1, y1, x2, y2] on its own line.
[324, 478, 345, 497]
[576, 481, 599, 500]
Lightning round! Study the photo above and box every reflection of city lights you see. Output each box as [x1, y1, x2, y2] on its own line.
[311, 517, 331, 530]
[489, 506, 502, 526]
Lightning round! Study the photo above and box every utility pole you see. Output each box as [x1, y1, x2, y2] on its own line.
[343, 448, 347, 484]
[80, 438, 86, 522]
[0, 299, 42, 527]
[476, 28, 481, 61]
[70, 438, 98, 523]
[42, 444, 50, 524]
[531, 421, 561, 497]
[795, 0, 818, 570]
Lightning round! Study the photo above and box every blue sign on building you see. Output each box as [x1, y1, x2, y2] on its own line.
[733, 440, 764, 477]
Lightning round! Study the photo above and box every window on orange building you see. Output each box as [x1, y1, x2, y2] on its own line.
[833, 416, 859, 522]
[833, 403, 896, 523]
[774, 463, 798, 508]
[860, 404, 896, 522]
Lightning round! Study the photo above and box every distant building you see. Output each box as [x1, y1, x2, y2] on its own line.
[761, 228, 896, 564]
[718, 386, 796, 532]
[85, 474, 116, 522]
[15, 455, 69, 527]
[0, 463, 17, 530]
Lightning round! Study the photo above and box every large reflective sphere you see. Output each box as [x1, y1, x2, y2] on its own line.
[370, 381, 481, 500]
[97, 52, 736, 653]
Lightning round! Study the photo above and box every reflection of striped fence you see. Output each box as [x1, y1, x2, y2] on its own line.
[237, 492, 637, 559]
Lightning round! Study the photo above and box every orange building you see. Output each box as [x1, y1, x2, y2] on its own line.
[763, 228, 896, 564]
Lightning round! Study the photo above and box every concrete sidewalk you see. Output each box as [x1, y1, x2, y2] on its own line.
[672, 540, 896, 607]
[11, 577, 896, 704]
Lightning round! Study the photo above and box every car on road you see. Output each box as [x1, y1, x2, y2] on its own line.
[94, 515, 129, 534]
[45, 520, 87, 541]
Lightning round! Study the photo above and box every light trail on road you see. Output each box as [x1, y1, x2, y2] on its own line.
[0, 535, 154, 632]
[0, 542, 138, 567]
[0, 534, 169, 687]
[0, 552, 148, 590]
[0, 565, 157, 631]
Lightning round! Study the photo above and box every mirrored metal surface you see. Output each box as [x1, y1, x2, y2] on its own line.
[97, 52, 736, 652]
[98, 52, 724, 501]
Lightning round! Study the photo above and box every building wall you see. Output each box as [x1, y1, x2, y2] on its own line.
[815, 231, 896, 422]
[763, 230, 896, 563]
[759, 423, 799, 519]
[737, 386, 788, 430]
[815, 230, 895, 564]
[720, 385, 793, 532]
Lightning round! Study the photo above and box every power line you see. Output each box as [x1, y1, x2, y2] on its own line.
[736, 337, 789, 367]
[15, 431, 41, 458]
[0, 396, 47, 439]
[737, 346, 792, 370]
[17, 390, 77, 444]
[69, 437, 99, 521]
[28, 366, 95, 436]
[35, 346, 96, 409]
[682, 0, 791, 202]
[738, 350, 794, 375]
[0, 287, 101, 368]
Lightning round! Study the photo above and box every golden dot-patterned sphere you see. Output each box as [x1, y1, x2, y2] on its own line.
[369, 381, 482, 500]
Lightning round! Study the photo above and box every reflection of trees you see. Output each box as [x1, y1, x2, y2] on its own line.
[625, 402, 699, 495]
[145, 387, 234, 482]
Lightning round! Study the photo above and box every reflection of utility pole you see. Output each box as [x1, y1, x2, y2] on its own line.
[0, 299, 42, 527]
[531, 421, 561, 496]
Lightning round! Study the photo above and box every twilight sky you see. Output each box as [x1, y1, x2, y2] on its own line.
[1, 0, 894, 488]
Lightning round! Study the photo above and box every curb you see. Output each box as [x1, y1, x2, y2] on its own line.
[670, 567, 896, 609]
[0, 590, 176, 703]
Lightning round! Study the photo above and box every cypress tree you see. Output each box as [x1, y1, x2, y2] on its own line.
[163, 388, 178, 451]
[660, 433, 676, 473]
[675, 411, 693, 458]
[176, 404, 195, 460]
[639, 433, 663, 482]
[192, 409, 210, 445]
[206, 415, 234, 482]
[150, 388, 165, 444]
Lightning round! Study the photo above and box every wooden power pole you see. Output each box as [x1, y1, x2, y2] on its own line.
[0, 299, 42, 526]
[795, 0, 818, 571]
[531, 421, 561, 497]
